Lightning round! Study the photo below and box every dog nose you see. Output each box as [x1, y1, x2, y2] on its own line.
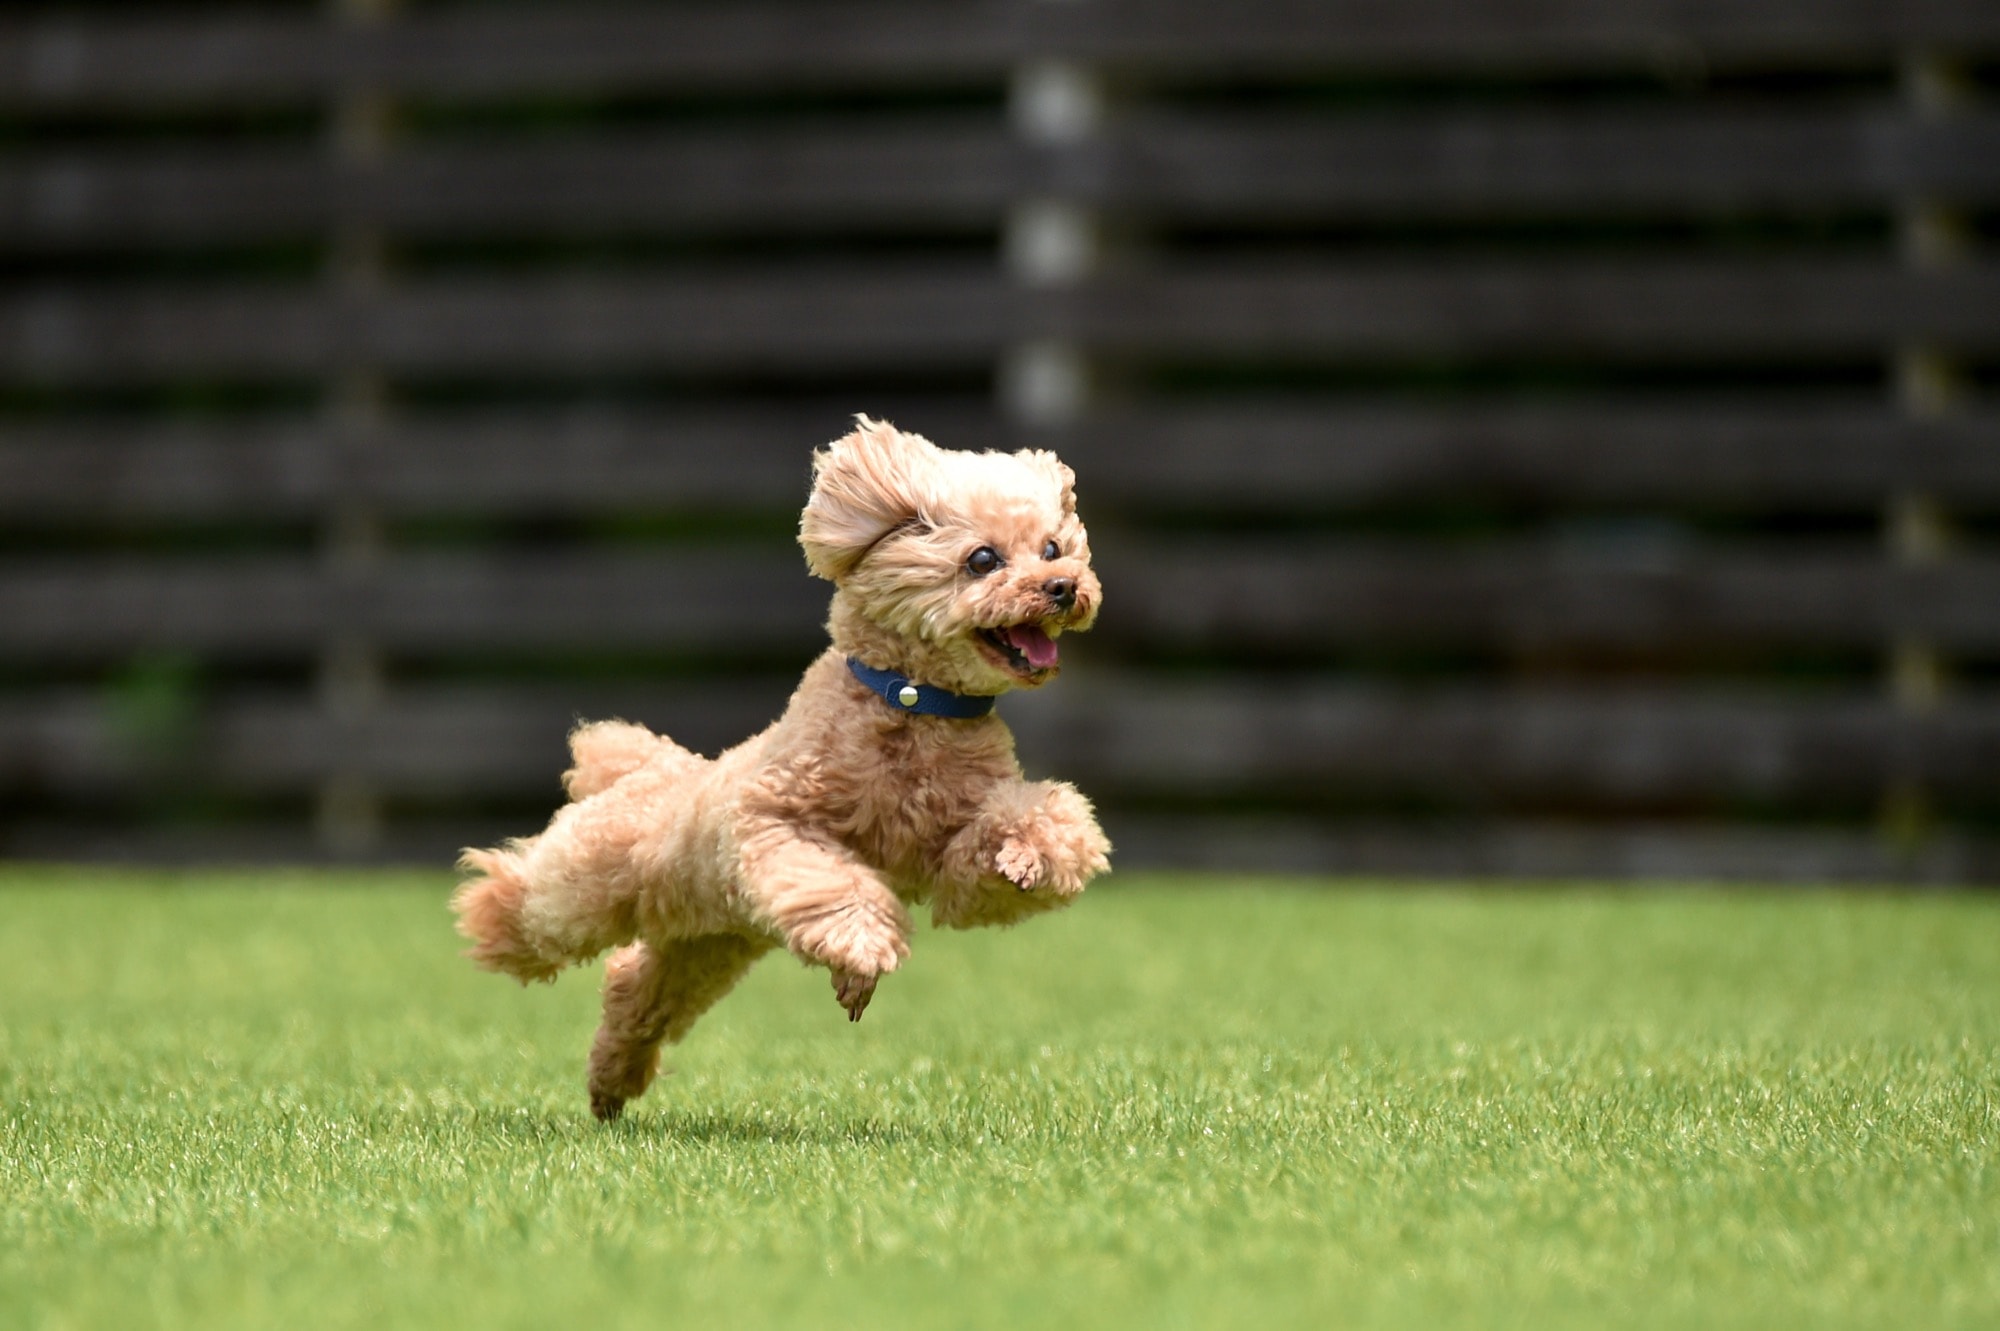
[1044, 576, 1076, 610]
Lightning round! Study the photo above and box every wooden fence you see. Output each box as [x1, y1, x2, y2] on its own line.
[3, 0, 1999, 880]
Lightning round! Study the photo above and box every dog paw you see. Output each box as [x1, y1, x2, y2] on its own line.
[832, 967, 878, 1023]
[590, 1091, 626, 1123]
[996, 827, 1107, 896]
[989, 783, 1111, 896]
[785, 894, 911, 979]
[995, 838, 1045, 892]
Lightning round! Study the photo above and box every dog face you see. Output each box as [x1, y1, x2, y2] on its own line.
[799, 417, 1100, 692]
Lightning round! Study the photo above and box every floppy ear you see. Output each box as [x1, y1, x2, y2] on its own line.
[798, 417, 942, 581]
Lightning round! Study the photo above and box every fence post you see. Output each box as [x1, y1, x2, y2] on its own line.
[1883, 49, 1971, 859]
[1000, 6, 1103, 430]
[317, 0, 394, 857]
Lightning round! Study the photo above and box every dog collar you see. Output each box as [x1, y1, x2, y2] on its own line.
[846, 657, 997, 719]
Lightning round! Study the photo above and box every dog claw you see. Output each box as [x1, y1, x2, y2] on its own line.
[832, 968, 877, 1022]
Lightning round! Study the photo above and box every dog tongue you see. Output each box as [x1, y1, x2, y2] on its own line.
[1006, 624, 1060, 669]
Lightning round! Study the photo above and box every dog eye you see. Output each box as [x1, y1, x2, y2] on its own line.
[1042, 539, 1061, 561]
[965, 546, 1002, 577]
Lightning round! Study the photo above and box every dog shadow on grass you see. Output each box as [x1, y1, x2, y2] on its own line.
[628, 1108, 969, 1150]
[457, 1105, 970, 1151]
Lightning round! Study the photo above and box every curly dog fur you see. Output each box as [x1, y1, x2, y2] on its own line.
[452, 417, 1111, 1120]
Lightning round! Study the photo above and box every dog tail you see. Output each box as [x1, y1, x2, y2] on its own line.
[562, 718, 696, 801]
[453, 830, 654, 985]
[451, 843, 566, 983]
[455, 726, 707, 984]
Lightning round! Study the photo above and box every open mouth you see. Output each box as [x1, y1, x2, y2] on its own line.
[977, 622, 1061, 675]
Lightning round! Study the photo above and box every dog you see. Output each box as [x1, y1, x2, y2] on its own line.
[452, 417, 1111, 1120]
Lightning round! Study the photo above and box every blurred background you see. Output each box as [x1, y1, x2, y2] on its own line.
[2, 0, 1998, 881]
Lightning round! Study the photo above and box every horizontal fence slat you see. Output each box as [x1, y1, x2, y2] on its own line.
[9, 2, 2000, 112]
[1039, 0, 2000, 75]
[0, 405, 972, 521]
[0, 682, 794, 800]
[1105, 109, 2000, 219]
[1009, 682, 2000, 807]
[0, 554, 825, 661]
[0, 268, 1007, 383]
[14, 110, 2000, 250]
[10, 403, 2000, 521]
[0, 6, 1013, 112]
[0, 122, 1017, 249]
[0, 562, 329, 658]
[0, 421, 331, 520]
[1092, 542, 2000, 655]
[9, 261, 2000, 385]
[1059, 261, 2000, 360]
[9, 544, 2000, 660]
[1054, 403, 2000, 513]
[5, 681, 1997, 810]
[369, 553, 825, 653]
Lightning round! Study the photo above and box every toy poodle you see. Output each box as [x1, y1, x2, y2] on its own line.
[452, 417, 1111, 1120]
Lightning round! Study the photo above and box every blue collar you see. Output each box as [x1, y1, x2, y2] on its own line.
[846, 657, 997, 719]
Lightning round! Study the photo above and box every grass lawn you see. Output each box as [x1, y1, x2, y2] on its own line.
[1, 869, 1996, 1330]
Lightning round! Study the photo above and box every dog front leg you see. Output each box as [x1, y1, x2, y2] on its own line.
[932, 779, 1111, 929]
[737, 823, 911, 1022]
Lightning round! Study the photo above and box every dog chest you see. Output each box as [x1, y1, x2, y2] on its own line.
[837, 714, 1018, 866]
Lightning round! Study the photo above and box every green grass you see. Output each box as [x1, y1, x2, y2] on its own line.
[2, 869, 1996, 1331]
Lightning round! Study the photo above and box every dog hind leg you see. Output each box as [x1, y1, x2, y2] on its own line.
[586, 935, 772, 1122]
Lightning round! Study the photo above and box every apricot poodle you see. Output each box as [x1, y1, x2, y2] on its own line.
[452, 417, 1111, 1120]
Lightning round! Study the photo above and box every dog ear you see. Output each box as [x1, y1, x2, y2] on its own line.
[799, 417, 941, 581]
[1017, 449, 1078, 517]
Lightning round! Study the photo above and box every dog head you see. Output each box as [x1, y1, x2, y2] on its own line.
[799, 416, 1100, 694]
